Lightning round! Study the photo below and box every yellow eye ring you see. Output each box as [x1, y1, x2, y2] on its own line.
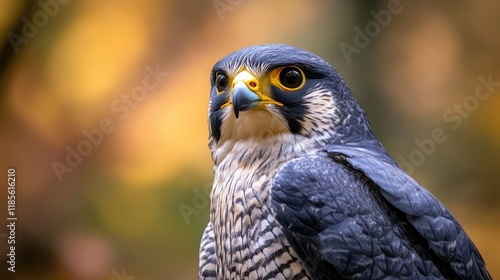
[270, 66, 306, 91]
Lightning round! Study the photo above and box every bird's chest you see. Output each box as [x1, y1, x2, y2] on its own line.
[210, 154, 309, 280]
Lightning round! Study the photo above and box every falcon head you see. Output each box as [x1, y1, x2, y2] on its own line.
[208, 44, 375, 154]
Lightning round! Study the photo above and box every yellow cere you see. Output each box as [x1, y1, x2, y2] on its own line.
[232, 70, 260, 91]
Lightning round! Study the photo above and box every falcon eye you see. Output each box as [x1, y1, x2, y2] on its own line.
[276, 66, 305, 91]
[215, 72, 228, 93]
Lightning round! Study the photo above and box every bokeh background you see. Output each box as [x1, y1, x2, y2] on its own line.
[1, 0, 499, 279]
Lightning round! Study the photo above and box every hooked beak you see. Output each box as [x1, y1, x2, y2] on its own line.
[226, 70, 283, 118]
[231, 82, 260, 118]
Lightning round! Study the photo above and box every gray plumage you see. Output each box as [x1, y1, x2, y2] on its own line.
[199, 44, 491, 280]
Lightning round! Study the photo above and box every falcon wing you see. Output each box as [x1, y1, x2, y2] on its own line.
[271, 143, 491, 280]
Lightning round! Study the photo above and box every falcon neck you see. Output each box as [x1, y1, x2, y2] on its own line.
[211, 132, 319, 168]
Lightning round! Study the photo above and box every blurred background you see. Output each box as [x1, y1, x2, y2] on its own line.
[0, 0, 499, 279]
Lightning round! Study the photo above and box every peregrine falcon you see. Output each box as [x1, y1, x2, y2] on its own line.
[199, 44, 491, 280]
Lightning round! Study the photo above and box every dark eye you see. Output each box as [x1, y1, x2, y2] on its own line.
[215, 72, 228, 92]
[279, 67, 304, 89]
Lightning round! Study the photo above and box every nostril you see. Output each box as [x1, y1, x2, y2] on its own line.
[249, 81, 257, 88]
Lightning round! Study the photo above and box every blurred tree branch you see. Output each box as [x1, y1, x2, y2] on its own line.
[0, 0, 38, 102]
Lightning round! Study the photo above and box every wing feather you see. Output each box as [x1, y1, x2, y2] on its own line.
[271, 144, 491, 279]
